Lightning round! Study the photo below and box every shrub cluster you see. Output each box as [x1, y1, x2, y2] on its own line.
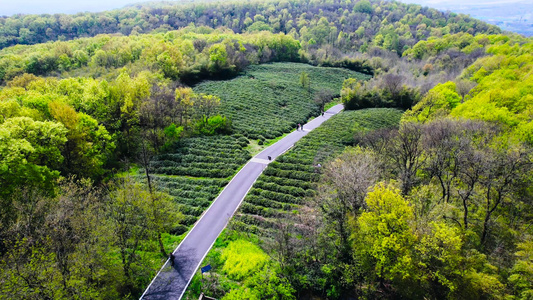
[150, 135, 251, 178]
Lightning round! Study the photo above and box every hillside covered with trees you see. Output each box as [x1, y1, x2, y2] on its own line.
[0, 0, 532, 299]
[0, 0, 499, 51]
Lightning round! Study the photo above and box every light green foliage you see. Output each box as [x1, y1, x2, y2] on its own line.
[208, 43, 229, 71]
[355, 183, 417, 281]
[0, 117, 67, 196]
[403, 81, 460, 123]
[246, 21, 273, 33]
[112, 71, 151, 123]
[415, 222, 464, 293]
[193, 93, 221, 124]
[406, 38, 533, 146]
[196, 115, 230, 136]
[0, 78, 116, 178]
[509, 240, 533, 299]
[163, 123, 184, 148]
[0, 99, 24, 122]
[242, 266, 295, 300]
[450, 43, 533, 141]
[1, 239, 71, 299]
[191, 233, 295, 300]
[49, 100, 114, 178]
[223, 288, 260, 300]
[341, 78, 361, 105]
[403, 33, 492, 60]
[221, 239, 269, 280]
[156, 46, 183, 79]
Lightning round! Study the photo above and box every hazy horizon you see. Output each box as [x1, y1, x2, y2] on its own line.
[1, 0, 531, 36]
[1, 0, 527, 16]
[1, 0, 156, 16]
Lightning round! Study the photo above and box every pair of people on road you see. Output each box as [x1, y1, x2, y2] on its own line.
[297, 123, 304, 131]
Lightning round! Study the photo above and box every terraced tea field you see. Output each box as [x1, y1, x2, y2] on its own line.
[232, 108, 403, 236]
[150, 135, 250, 178]
[181, 108, 403, 299]
[147, 135, 250, 233]
[194, 63, 370, 140]
[147, 63, 369, 237]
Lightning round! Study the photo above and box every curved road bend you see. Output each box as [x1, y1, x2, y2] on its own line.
[140, 104, 344, 300]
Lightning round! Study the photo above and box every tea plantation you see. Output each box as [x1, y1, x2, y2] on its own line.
[150, 134, 250, 178]
[232, 108, 403, 236]
[194, 63, 370, 140]
[182, 108, 403, 299]
[147, 63, 369, 237]
[146, 134, 250, 233]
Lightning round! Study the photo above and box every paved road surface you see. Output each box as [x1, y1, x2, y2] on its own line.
[140, 104, 344, 300]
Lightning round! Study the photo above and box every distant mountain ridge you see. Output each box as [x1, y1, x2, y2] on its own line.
[0, 0, 500, 50]
[398, 0, 533, 36]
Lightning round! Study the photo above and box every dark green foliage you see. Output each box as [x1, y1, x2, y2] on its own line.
[343, 84, 421, 110]
[150, 135, 251, 178]
[354, 0, 373, 14]
[194, 63, 369, 138]
[146, 135, 248, 230]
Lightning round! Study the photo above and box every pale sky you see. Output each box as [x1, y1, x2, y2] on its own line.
[1, 0, 157, 16]
[0, 0, 527, 16]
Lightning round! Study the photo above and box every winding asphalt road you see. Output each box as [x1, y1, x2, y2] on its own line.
[140, 104, 344, 300]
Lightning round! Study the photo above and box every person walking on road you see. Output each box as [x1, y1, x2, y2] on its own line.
[297, 123, 301, 131]
[301, 124, 304, 131]
[169, 252, 176, 267]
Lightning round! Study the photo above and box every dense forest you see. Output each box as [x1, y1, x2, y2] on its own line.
[0, 0, 532, 298]
[0, 0, 499, 51]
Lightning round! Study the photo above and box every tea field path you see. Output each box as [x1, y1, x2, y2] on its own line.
[140, 104, 344, 300]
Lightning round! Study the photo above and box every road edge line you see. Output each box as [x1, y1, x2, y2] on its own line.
[141, 104, 344, 299]
[140, 161, 253, 299]
[177, 162, 264, 300]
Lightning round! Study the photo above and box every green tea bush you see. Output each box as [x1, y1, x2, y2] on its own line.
[235, 108, 403, 237]
[194, 63, 368, 139]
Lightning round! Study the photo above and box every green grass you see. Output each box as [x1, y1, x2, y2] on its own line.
[194, 62, 369, 140]
[324, 98, 342, 111]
